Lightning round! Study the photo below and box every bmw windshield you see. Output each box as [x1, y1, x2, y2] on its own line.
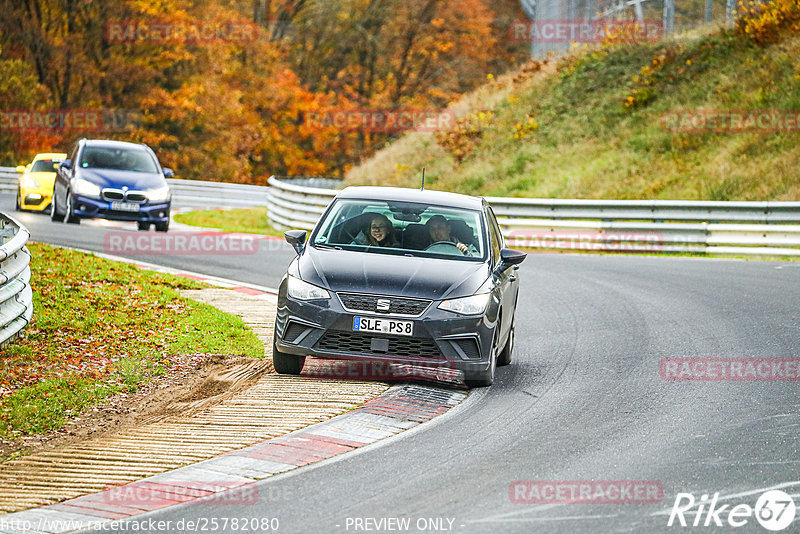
[311, 199, 487, 262]
[79, 146, 159, 173]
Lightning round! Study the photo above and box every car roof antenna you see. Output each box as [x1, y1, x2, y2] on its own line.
[420, 167, 426, 191]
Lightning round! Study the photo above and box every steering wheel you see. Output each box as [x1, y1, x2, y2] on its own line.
[424, 241, 466, 255]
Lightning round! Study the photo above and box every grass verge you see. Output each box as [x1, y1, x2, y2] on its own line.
[0, 243, 263, 441]
[345, 28, 800, 201]
[174, 207, 284, 236]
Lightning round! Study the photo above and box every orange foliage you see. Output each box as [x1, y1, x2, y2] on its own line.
[0, 0, 525, 180]
[737, 0, 800, 44]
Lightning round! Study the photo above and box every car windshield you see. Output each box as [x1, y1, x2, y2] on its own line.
[30, 159, 61, 172]
[79, 146, 158, 173]
[312, 199, 486, 261]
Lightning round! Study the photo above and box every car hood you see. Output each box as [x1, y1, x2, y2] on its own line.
[76, 168, 166, 190]
[297, 247, 489, 300]
[26, 172, 56, 187]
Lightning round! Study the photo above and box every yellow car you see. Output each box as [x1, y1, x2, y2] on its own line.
[16, 152, 67, 212]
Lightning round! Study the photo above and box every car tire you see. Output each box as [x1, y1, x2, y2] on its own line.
[15, 191, 21, 211]
[64, 192, 80, 224]
[137, 221, 150, 231]
[50, 194, 60, 221]
[154, 221, 169, 233]
[272, 341, 305, 375]
[497, 320, 514, 367]
[465, 329, 497, 388]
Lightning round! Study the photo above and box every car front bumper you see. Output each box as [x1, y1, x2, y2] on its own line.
[70, 194, 171, 223]
[20, 186, 52, 211]
[274, 290, 497, 376]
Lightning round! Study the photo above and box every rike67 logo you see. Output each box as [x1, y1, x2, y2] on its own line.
[668, 490, 796, 531]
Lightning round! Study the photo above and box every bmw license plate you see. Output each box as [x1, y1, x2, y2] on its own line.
[353, 316, 413, 337]
[111, 201, 140, 212]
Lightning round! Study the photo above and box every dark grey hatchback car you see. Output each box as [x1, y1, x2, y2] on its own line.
[273, 186, 525, 387]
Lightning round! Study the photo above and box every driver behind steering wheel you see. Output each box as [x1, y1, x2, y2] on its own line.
[425, 215, 477, 256]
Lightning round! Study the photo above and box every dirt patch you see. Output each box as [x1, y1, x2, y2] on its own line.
[0, 353, 271, 461]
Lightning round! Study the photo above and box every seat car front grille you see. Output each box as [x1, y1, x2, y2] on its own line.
[315, 331, 442, 358]
[337, 293, 430, 316]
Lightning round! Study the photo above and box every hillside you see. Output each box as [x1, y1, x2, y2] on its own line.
[345, 25, 800, 200]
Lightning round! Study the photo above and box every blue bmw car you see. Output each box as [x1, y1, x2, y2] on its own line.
[52, 139, 173, 231]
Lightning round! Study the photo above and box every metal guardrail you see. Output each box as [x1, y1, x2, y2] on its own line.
[0, 170, 269, 208]
[165, 178, 270, 208]
[265, 176, 800, 256]
[0, 167, 18, 194]
[3, 166, 799, 256]
[0, 212, 32, 348]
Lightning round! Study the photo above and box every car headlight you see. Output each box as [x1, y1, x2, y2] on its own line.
[287, 275, 330, 300]
[72, 177, 101, 197]
[21, 175, 40, 188]
[147, 185, 171, 202]
[438, 293, 491, 315]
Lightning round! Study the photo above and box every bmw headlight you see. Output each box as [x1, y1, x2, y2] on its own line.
[287, 275, 330, 300]
[72, 177, 101, 197]
[147, 185, 171, 202]
[438, 293, 491, 315]
[21, 175, 40, 188]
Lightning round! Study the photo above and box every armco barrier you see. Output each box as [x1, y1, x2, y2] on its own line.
[265, 176, 800, 256]
[3, 168, 799, 256]
[0, 167, 17, 194]
[0, 170, 269, 208]
[0, 212, 32, 348]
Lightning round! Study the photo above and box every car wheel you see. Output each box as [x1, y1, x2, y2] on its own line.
[15, 191, 21, 211]
[497, 319, 514, 367]
[272, 341, 305, 375]
[50, 194, 60, 221]
[64, 192, 80, 224]
[465, 329, 497, 388]
[154, 221, 169, 233]
[137, 221, 150, 231]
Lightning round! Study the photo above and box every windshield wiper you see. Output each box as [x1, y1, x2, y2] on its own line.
[313, 243, 342, 250]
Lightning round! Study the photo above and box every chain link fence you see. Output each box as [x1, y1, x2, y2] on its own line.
[518, 0, 738, 58]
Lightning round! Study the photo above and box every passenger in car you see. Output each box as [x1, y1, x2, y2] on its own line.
[352, 214, 400, 247]
[425, 215, 478, 255]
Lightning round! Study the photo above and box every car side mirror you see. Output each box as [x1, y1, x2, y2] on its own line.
[496, 248, 526, 272]
[162, 167, 174, 178]
[15, 165, 25, 173]
[285, 230, 308, 255]
[59, 160, 72, 171]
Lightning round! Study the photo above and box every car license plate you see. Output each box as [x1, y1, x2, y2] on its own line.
[353, 316, 413, 337]
[111, 201, 140, 212]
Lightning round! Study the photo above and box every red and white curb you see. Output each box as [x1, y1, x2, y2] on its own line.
[0, 385, 467, 533]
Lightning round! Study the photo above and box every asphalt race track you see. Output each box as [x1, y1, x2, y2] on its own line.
[8, 194, 800, 533]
